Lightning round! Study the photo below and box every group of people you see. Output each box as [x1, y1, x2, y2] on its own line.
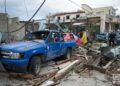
[76, 30, 118, 47]
[76, 30, 96, 45]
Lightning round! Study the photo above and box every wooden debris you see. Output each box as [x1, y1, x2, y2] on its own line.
[103, 59, 115, 69]
[88, 48, 101, 54]
[55, 57, 77, 65]
[83, 64, 113, 76]
[92, 56, 102, 66]
[53, 60, 81, 81]
[32, 70, 58, 86]
[20, 73, 34, 79]
[41, 80, 55, 86]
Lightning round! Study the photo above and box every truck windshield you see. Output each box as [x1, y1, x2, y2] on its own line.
[26, 31, 49, 40]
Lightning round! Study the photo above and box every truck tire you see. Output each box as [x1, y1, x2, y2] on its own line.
[28, 56, 41, 75]
[64, 48, 72, 59]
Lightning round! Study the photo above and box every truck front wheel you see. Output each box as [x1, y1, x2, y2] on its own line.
[28, 56, 41, 75]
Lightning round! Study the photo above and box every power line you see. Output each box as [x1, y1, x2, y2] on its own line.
[4, 0, 6, 13]
[2, 0, 46, 33]
[23, 0, 29, 18]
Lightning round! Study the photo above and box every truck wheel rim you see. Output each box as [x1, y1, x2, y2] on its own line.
[35, 63, 41, 74]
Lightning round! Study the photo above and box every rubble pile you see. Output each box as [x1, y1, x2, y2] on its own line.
[23, 45, 119, 86]
[107, 59, 120, 74]
[0, 45, 119, 86]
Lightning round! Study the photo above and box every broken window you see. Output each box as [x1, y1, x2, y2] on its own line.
[66, 16, 70, 20]
[76, 15, 80, 18]
[57, 17, 60, 20]
[47, 32, 59, 42]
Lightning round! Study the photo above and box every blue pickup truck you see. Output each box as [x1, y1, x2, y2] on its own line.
[0, 30, 76, 75]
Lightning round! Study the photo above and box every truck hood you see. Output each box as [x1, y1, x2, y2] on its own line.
[0, 40, 45, 52]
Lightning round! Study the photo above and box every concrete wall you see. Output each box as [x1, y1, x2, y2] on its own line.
[86, 6, 117, 33]
[0, 13, 25, 41]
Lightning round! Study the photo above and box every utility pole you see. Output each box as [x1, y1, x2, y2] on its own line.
[4, 0, 10, 43]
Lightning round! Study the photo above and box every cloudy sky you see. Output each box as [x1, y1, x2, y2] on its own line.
[0, 0, 120, 20]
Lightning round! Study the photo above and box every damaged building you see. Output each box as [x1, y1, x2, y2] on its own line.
[0, 13, 40, 42]
[46, 6, 120, 34]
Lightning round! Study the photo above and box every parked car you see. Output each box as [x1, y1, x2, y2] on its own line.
[0, 30, 76, 75]
[96, 33, 109, 42]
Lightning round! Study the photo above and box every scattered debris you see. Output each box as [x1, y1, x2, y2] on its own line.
[0, 45, 119, 86]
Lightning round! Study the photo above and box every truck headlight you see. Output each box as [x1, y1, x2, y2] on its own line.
[10, 53, 21, 59]
[1, 51, 24, 59]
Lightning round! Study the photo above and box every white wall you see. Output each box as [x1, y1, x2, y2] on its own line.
[54, 13, 86, 23]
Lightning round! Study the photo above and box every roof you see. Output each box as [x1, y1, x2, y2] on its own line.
[93, 6, 115, 10]
[53, 11, 85, 17]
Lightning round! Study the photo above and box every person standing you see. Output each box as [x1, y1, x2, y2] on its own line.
[81, 31, 87, 44]
[26, 29, 32, 40]
[86, 30, 90, 42]
[108, 31, 116, 46]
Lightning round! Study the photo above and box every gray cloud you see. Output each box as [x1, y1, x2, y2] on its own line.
[0, 0, 120, 20]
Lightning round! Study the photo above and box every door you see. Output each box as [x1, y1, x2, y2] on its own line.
[46, 32, 61, 60]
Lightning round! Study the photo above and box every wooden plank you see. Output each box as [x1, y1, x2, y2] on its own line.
[103, 59, 115, 69]
[53, 60, 80, 81]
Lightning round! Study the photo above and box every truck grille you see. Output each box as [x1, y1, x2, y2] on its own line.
[0, 50, 11, 58]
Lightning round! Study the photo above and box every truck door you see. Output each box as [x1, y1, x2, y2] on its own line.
[46, 32, 60, 60]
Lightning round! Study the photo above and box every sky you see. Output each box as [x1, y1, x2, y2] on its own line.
[0, 0, 120, 20]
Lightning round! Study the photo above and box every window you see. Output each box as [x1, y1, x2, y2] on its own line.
[26, 31, 49, 40]
[57, 17, 60, 20]
[66, 16, 70, 20]
[47, 32, 59, 42]
[76, 15, 80, 18]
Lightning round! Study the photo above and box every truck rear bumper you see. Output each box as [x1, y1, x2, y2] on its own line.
[0, 58, 28, 73]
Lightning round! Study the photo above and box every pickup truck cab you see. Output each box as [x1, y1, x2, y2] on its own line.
[0, 30, 76, 75]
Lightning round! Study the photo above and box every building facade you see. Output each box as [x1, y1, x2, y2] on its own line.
[20, 20, 39, 32]
[86, 6, 118, 33]
[47, 6, 120, 33]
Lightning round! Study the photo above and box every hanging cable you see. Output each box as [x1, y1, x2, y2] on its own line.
[2, 0, 46, 33]
[4, 0, 10, 42]
[23, 0, 29, 18]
